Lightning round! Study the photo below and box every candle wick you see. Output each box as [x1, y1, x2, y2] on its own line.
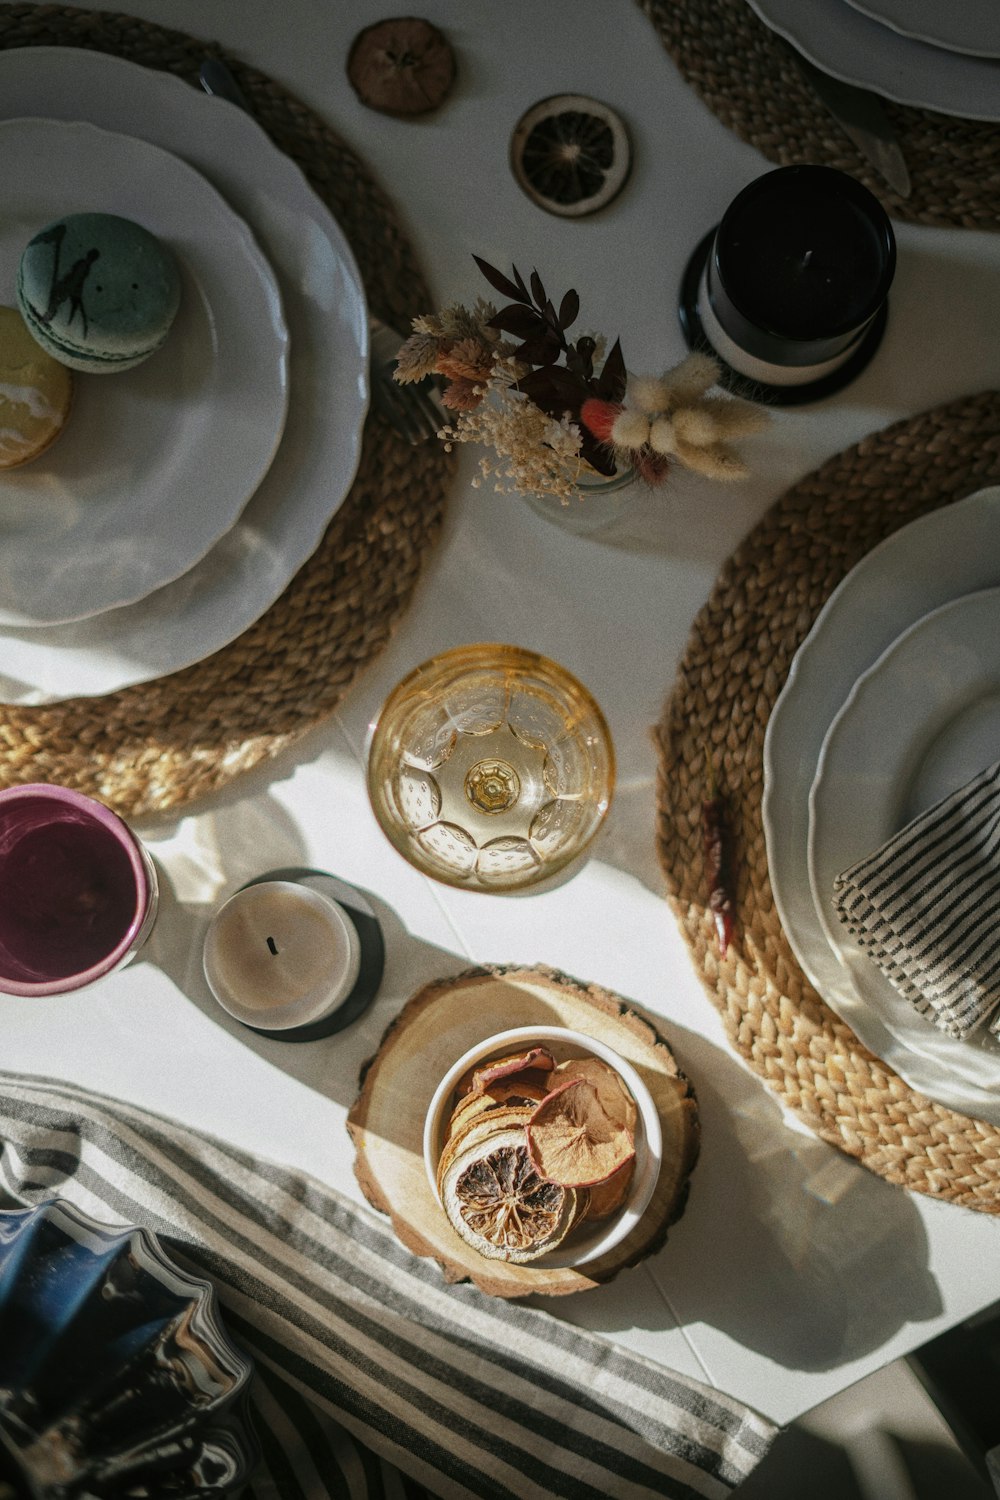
[803, 249, 814, 267]
[266, 936, 278, 955]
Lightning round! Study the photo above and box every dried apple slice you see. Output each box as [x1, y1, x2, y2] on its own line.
[526, 1078, 635, 1188]
[440, 1127, 583, 1263]
[553, 1056, 638, 1134]
[582, 1157, 635, 1221]
[471, 1047, 556, 1092]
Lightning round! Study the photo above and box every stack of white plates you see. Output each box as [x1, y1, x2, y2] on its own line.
[763, 486, 1000, 1122]
[0, 49, 369, 701]
[745, 0, 1000, 119]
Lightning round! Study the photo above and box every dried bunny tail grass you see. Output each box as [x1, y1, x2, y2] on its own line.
[675, 438, 750, 481]
[661, 351, 721, 405]
[683, 396, 771, 438]
[394, 331, 442, 383]
[627, 373, 672, 415]
[609, 407, 651, 450]
[648, 415, 680, 457]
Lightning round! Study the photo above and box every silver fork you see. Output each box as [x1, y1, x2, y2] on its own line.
[198, 57, 445, 444]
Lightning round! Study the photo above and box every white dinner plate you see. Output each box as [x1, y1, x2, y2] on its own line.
[0, 49, 368, 700]
[746, 0, 1000, 119]
[0, 117, 289, 628]
[843, 0, 1000, 60]
[763, 485, 1000, 1120]
[807, 588, 1000, 1111]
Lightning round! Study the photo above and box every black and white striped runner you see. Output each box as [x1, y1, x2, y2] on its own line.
[834, 759, 1000, 1040]
[0, 1072, 775, 1499]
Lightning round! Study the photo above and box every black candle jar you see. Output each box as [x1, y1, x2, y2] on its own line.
[679, 165, 896, 405]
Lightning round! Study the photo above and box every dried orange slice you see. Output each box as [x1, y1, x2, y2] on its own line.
[440, 1127, 583, 1262]
[526, 1078, 635, 1188]
[553, 1056, 638, 1134]
[510, 95, 632, 218]
[436, 1106, 534, 1197]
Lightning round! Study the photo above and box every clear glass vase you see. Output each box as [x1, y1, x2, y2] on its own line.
[523, 464, 637, 537]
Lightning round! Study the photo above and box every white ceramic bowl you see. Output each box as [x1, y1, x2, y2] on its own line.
[423, 1025, 662, 1269]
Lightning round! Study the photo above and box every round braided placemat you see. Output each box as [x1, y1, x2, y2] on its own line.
[655, 390, 1000, 1211]
[0, 5, 452, 818]
[637, 0, 1000, 231]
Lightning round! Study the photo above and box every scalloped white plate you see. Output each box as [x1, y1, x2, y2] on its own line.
[747, 0, 1000, 118]
[763, 486, 1000, 1120]
[0, 50, 367, 699]
[843, 0, 1000, 60]
[0, 117, 289, 627]
[808, 588, 1000, 1114]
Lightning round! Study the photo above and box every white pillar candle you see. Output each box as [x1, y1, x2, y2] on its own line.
[203, 880, 361, 1033]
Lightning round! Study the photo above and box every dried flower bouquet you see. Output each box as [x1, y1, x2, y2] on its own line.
[395, 256, 768, 504]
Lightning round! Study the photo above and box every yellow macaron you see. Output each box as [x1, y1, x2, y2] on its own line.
[0, 305, 73, 470]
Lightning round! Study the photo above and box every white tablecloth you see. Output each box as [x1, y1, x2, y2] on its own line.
[3, 0, 1000, 1430]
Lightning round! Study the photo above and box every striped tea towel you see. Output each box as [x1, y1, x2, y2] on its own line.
[0, 1071, 775, 1500]
[833, 759, 1000, 1040]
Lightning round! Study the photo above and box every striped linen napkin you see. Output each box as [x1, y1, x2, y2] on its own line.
[833, 759, 1000, 1040]
[0, 1071, 775, 1500]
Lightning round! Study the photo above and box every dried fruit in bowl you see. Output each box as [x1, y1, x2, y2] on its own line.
[553, 1055, 638, 1134]
[526, 1077, 635, 1189]
[455, 1045, 556, 1098]
[583, 1157, 636, 1221]
[440, 1127, 588, 1263]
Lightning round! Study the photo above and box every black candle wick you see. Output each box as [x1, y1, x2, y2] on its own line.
[266, 936, 279, 955]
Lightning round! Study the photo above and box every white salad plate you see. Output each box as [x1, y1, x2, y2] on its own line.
[0, 48, 368, 700]
[763, 485, 1000, 1120]
[807, 588, 1000, 1116]
[842, 0, 1000, 60]
[745, 0, 1000, 119]
[0, 116, 289, 628]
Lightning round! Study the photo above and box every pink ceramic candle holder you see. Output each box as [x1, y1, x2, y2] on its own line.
[0, 783, 158, 996]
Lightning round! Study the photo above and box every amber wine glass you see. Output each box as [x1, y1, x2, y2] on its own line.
[366, 644, 615, 891]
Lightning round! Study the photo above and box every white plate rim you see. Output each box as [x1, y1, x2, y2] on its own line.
[807, 587, 1000, 1099]
[842, 0, 1000, 60]
[763, 484, 1000, 1119]
[746, 0, 1000, 120]
[0, 48, 368, 699]
[0, 115, 290, 627]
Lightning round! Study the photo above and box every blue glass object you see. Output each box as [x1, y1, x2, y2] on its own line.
[0, 1200, 258, 1498]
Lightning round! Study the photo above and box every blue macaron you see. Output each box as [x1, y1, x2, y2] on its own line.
[16, 212, 181, 374]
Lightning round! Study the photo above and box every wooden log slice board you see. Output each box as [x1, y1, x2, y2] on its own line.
[347, 964, 700, 1298]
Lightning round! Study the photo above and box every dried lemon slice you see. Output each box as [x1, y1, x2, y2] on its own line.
[510, 95, 632, 218]
[440, 1128, 583, 1263]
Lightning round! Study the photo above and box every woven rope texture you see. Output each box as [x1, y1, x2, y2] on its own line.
[656, 391, 1000, 1211]
[0, 4, 451, 817]
[638, 0, 1000, 231]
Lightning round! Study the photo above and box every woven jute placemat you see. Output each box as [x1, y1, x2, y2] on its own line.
[0, 5, 451, 818]
[637, 0, 1000, 231]
[655, 390, 1000, 1212]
